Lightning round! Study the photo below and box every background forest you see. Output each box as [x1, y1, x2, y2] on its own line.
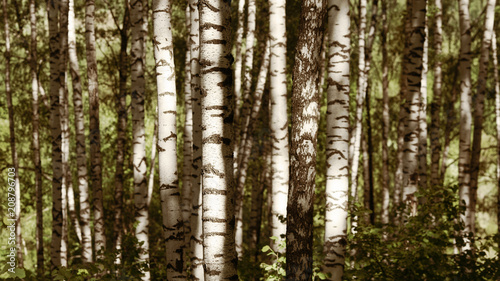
[0, 0, 499, 279]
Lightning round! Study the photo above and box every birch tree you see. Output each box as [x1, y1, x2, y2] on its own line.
[30, 0, 44, 272]
[199, 0, 238, 279]
[286, 0, 325, 279]
[48, 0, 64, 267]
[429, 0, 443, 187]
[401, 0, 426, 215]
[114, 0, 129, 263]
[130, 0, 150, 274]
[457, 0, 472, 249]
[152, 0, 185, 278]
[350, 0, 366, 204]
[493, 32, 500, 236]
[381, 0, 390, 224]
[4, 0, 23, 266]
[324, 0, 350, 278]
[418, 19, 428, 191]
[233, 0, 245, 117]
[469, 0, 496, 235]
[85, 0, 106, 258]
[189, 0, 204, 279]
[269, 0, 289, 253]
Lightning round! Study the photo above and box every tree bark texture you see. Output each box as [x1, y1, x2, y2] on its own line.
[381, 0, 390, 224]
[182, 4, 193, 269]
[30, 0, 44, 273]
[189, 0, 205, 279]
[153, 0, 185, 278]
[48, 0, 63, 268]
[269, 0, 289, 253]
[493, 32, 500, 237]
[429, 0, 443, 187]
[114, 0, 129, 264]
[199, 0, 238, 279]
[458, 0, 472, 249]
[402, 0, 426, 215]
[323, 0, 350, 278]
[233, 0, 246, 121]
[469, 0, 496, 235]
[85, 0, 106, 259]
[131, 0, 150, 275]
[418, 19, 428, 191]
[286, 0, 325, 279]
[350, 0, 367, 206]
[189, 0, 204, 279]
[68, 0, 91, 258]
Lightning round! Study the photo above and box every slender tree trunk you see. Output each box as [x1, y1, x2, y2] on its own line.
[418, 19, 428, 191]
[469, 0, 496, 235]
[493, 32, 500, 237]
[69, 0, 92, 262]
[233, 0, 246, 120]
[323, 0, 350, 277]
[131, 0, 150, 275]
[199, 0, 237, 279]
[381, 0, 390, 224]
[235, 41, 270, 258]
[402, 0, 426, 216]
[48, 0, 63, 268]
[429, 0, 443, 187]
[394, 0, 413, 219]
[350, 0, 367, 206]
[58, 0, 69, 265]
[458, 0, 472, 250]
[189, 0, 204, 279]
[85, 0, 106, 259]
[30, 0, 44, 273]
[269, 0, 289, 254]
[113, 0, 129, 265]
[286, 1, 325, 279]
[182, 4, 193, 269]
[3, 0, 23, 267]
[152, 1, 185, 278]
[147, 113, 157, 210]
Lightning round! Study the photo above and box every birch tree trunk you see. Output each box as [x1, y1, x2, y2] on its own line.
[429, 0, 443, 187]
[58, 0, 69, 265]
[48, 0, 63, 268]
[235, 41, 270, 258]
[493, 32, 500, 237]
[182, 4, 193, 267]
[402, 0, 426, 216]
[350, 0, 367, 205]
[3, 0, 23, 267]
[469, 0, 496, 236]
[113, 0, 129, 264]
[85, 0, 106, 259]
[30, 0, 44, 273]
[286, 0, 325, 279]
[458, 0, 472, 250]
[233, 0, 246, 121]
[269, 0, 289, 253]
[418, 20, 428, 191]
[131, 0, 150, 275]
[381, 0, 390, 224]
[324, 0, 350, 278]
[199, 0, 237, 279]
[189, 0, 204, 279]
[152, 0, 185, 278]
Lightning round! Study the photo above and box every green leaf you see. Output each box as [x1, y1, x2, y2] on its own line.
[262, 245, 271, 252]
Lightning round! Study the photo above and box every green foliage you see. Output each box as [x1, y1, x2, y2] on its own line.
[345, 185, 500, 281]
[260, 237, 286, 281]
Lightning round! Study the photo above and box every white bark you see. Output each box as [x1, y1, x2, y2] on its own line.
[199, 0, 237, 279]
[189, 0, 204, 279]
[152, 0, 185, 279]
[458, 0, 472, 250]
[418, 20, 428, 191]
[324, 0, 350, 279]
[233, 0, 246, 122]
[269, 0, 289, 253]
